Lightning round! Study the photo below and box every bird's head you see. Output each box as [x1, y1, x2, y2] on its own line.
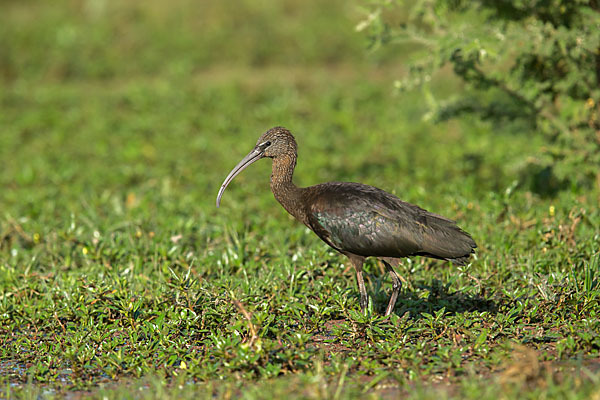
[256, 126, 297, 159]
[216, 126, 297, 207]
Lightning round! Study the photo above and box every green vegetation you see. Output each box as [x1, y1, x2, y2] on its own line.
[1, 0, 599, 398]
[360, 0, 600, 191]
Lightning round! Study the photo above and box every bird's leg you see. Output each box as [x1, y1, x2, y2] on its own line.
[356, 268, 369, 313]
[348, 255, 368, 313]
[381, 259, 402, 317]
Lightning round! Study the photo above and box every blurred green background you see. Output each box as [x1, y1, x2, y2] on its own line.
[1, 0, 599, 398]
[1, 0, 542, 216]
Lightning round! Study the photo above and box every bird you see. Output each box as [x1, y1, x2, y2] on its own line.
[216, 127, 476, 316]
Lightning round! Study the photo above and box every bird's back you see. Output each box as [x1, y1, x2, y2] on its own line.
[303, 182, 476, 264]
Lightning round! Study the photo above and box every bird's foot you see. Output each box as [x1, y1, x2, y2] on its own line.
[359, 295, 370, 315]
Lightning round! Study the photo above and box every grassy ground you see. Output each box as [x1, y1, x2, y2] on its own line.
[1, 0, 599, 398]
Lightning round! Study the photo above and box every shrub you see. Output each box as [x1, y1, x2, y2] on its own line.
[359, 0, 600, 192]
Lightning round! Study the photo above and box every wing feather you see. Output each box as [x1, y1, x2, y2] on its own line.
[304, 182, 476, 261]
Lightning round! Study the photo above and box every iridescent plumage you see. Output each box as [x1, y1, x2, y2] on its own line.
[217, 127, 476, 316]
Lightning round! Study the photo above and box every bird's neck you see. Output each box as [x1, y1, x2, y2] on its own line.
[270, 154, 306, 222]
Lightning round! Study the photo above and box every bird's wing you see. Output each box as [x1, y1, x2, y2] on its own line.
[305, 182, 425, 257]
[304, 182, 476, 261]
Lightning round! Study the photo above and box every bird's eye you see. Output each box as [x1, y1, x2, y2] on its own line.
[258, 141, 271, 151]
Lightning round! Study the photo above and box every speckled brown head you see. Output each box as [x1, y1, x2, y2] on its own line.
[256, 126, 297, 159]
[216, 126, 297, 207]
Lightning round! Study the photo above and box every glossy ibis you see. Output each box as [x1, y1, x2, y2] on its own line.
[216, 127, 476, 316]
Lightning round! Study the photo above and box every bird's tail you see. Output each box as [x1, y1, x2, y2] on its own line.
[421, 213, 477, 264]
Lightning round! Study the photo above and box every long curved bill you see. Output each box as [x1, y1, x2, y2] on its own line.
[216, 147, 264, 207]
